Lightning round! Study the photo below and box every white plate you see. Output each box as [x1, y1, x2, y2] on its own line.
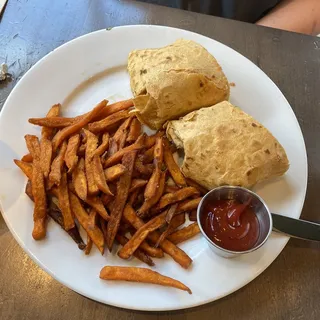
[0, 25, 307, 311]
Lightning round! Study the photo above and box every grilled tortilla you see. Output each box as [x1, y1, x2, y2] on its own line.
[128, 39, 230, 129]
[166, 101, 289, 189]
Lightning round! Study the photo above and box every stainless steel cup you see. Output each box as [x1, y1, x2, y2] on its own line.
[197, 186, 273, 258]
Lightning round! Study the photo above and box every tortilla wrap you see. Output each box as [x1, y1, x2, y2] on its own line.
[166, 101, 289, 189]
[128, 39, 230, 129]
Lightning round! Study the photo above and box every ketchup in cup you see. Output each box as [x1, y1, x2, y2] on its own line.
[200, 198, 260, 251]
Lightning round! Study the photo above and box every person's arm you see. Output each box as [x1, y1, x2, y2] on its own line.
[257, 0, 320, 35]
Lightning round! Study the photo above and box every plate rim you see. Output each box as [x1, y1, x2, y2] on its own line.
[0, 24, 308, 311]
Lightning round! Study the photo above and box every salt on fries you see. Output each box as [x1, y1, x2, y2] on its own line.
[14, 99, 203, 293]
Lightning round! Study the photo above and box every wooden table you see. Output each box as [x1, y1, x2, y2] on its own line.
[1, 1, 319, 319]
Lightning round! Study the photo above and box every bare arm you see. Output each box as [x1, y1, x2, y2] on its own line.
[257, 0, 320, 35]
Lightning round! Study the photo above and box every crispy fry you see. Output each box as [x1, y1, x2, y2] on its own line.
[78, 143, 86, 156]
[128, 189, 139, 206]
[134, 156, 153, 177]
[42, 103, 61, 140]
[88, 110, 130, 134]
[104, 164, 127, 181]
[21, 153, 33, 162]
[39, 138, 52, 178]
[94, 99, 133, 121]
[93, 155, 113, 195]
[52, 100, 107, 151]
[25, 135, 47, 240]
[129, 179, 147, 193]
[104, 134, 145, 168]
[69, 192, 104, 254]
[25, 179, 33, 200]
[154, 187, 200, 212]
[144, 131, 164, 149]
[154, 136, 164, 168]
[48, 199, 85, 250]
[72, 158, 87, 201]
[94, 132, 109, 157]
[189, 210, 197, 221]
[163, 138, 186, 187]
[14, 159, 32, 179]
[143, 146, 155, 163]
[100, 266, 192, 294]
[113, 117, 133, 149]
[85, 196, 110, 221]
[116, 234, 154, 267]
[85, 234, 93, 255]
[84, 129, 99, 195]
[127, 230, 164, 258]
[165, 203, 179, 224]
[58, 168, 75, 230]
[177, 197, 202, 213]
[106, 151, 136, 250]
[107, 137, 118, 157]
[101, 193, 113, 206]
[123, 205, 192, 269]
[185, 178, 208, 195]
[65, 134, 80, 172]
[168, 223, 200, 245]
[127, 118, 141, 143]
[29, 117, 73, 128]
[138, 170, 166, 217]
[100, 217, 108, 241]
[164, 185, 180, 194]
[48, 141, 67, 188]
[87, 208, 97, 231]
[118, 211, 167, 259]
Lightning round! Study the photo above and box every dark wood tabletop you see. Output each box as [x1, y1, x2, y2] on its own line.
[1, 0, 320, 319]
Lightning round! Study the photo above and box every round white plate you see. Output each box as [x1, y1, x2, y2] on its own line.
[0, 25, 307, 311]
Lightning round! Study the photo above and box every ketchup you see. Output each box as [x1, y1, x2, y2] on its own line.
[200, 199, 259, 251]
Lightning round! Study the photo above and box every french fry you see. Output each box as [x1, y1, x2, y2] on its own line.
[93, 155, 113, 196]
[129, 179, 147, 193]
[164, 185, 180, 194]
[143, 146, 155, 164]
[25, 135, 47, 240]
[25, 179, 33, 200]
[85, 234, 93, 255]
[72, 158, 87, 201]
[144, 131, 164, 149]
[48, 141, 67, 188]
[106, 151, 136, 250]
[134, 156, 153, 177]
[104, 164, 127, 181]
[65, 134, 80, 172]
[100, 266, 192, 294]
[87, 208, 97, 231]
[163, 138, 186, 187]
[165, 203, 179, 224]
[116, 234, 154, 267]
[88, 110, 130, 134]
[113, 116, 133, 149]
[21, 153, 33, 162]
[104, 134, 146, 168]
[100, 216, 108, 241]
[69, 192, 104, 254]
[126, 118, 141, 143]
[29, 117, 74, 128]
[85, 196, 110, 221]
[101, 193, 113, 206]
[58, 167, 75, 230]
[138, 170, 166, 217]
[14, 159, 32, 179]
[41, 103, 61, 140]
[153, 187, 199, 212]
[168, 223, 200, 245]
[123, 205, 192, 269]
[189, 210, 197, 221]
[84, 129, 99, 195]
[52, 99, 107, 151]
[118, 211, 167, 259]
[177, 197, 202, 213]
[185, 178, 208, 195]
[78, 143, 86, 156]
[128, 189, 139, 206]
[40, 138, 53, 178]
[48, 199, 86, 250]
[107, 137, 118, 157]
[94, 132, 109, 157]
[94, 99, 133, 121]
